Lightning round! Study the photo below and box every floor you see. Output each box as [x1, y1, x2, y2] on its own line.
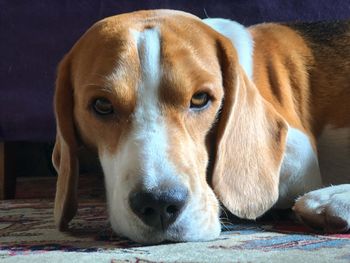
[0, 175, 350, 262]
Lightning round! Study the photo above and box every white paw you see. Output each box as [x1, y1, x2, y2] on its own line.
[293, 184, 350, 233]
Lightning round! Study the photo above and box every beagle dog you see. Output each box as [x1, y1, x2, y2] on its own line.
[52, 10, 350, 243]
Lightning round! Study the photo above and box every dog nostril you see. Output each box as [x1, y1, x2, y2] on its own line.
[166, 205, 179, 214]
[143, 207, 156, 216]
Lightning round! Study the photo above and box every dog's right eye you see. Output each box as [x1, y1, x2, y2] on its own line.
[92, 98, 114, 115]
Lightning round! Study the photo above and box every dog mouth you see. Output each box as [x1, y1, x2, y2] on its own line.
[140, 212, 191, 244]
[117, 222, 187, 244]
[110, 202, 222, 244]
[110, 200, 212, 244]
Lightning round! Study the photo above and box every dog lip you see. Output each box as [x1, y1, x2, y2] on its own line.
[126, 218, 186, 244]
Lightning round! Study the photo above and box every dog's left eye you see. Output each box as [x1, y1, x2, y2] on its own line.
[190, 92, 210, 110]
[92, 98, 114, 115]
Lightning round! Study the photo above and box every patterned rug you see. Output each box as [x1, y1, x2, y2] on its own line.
[1, 176, 350, 262]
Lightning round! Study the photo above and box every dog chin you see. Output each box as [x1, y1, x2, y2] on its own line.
[110, 218, 222, 244]
[110, 223, 175, 244]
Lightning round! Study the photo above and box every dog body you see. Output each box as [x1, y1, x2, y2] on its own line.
[52, 10, 350, 243]
[243, 21, 350, 230]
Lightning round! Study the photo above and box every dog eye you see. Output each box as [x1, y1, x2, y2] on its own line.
[93, 98, 114, 115]
[190, 92, 210, 110]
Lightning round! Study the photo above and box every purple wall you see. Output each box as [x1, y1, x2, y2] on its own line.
[1, 0, 349, 141]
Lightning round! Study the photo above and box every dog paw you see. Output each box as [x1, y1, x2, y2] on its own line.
[293, 185, 350, 233]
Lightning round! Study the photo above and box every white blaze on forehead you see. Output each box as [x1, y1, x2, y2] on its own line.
[133, 28, 161, 90]
[130, 28, 174, 189]
[131, 28, 162, 121]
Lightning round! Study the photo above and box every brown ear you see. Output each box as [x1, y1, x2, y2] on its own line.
[52, 55, 79, 230]
[212, 38, 288, 219]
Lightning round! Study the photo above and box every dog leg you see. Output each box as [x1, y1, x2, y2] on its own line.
[293, 184, 350, 232]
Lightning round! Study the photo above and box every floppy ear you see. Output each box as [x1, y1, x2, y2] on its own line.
[52, 55, 79, 230]
[212, 38, 288, 219]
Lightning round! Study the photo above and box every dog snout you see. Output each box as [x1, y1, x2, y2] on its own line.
[129, 185, 189, 230]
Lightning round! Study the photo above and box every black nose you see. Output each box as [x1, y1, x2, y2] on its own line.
[129, 185, 189, 230]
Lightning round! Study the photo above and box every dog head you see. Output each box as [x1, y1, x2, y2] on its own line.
[52, 10, 287, 243]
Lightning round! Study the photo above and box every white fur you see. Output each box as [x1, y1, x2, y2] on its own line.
[131, 28, 176, 189]
[279, 125, 350, 231]
[294, 185, 350, 230]
[317, 126, 350, 185]
[99, 28, 220, 243]
[203, 18, 254, 79]
[276, 126, 323, 208]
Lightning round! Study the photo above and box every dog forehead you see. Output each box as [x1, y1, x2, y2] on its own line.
[86, 9, 218, 59]
[72, 11, 218, 79]
[71, 10, 222, 115]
